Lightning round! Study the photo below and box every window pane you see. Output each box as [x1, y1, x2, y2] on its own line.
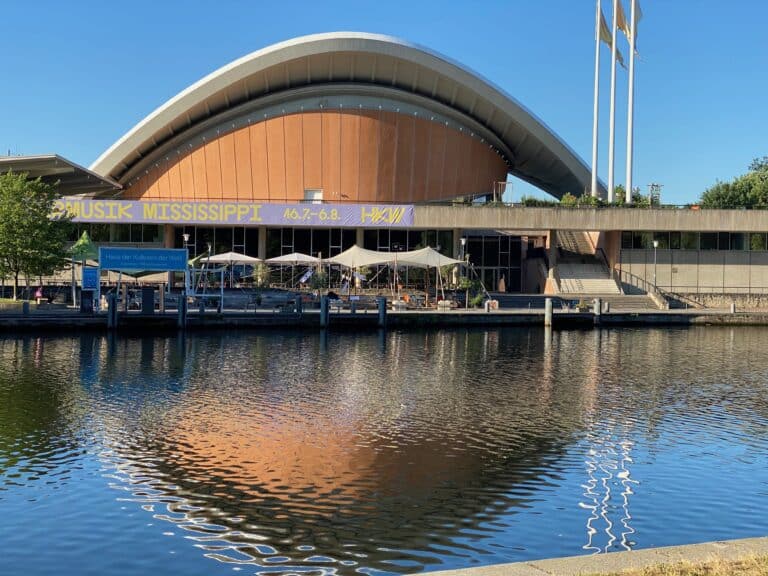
[653, 232, 669, 249]
[621, 231, 633, 249]
[750, 233, 767, 251]
[115, 224, 130, 243]
[244, 228, 259, 257]
[130, 224, 143, 243]
[681, 232, 699, 250]
[142, 225, 161, 243]
[718, 232, 730, 250]
[700, 232, 718, 250]
[730, 233, 746, 251]
[91, 224, 110, 242]
[670, 232, 681, 250]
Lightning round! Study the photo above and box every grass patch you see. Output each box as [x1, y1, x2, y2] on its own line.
[590, 555, 768, 575]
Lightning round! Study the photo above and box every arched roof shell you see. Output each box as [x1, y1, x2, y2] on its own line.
[91, 32, 600, 198]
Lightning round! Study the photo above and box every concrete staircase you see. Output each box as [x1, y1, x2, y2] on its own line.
[557, 230, 595, 258]
[554, 231, 621, 295]
[557, 262, 622, 295]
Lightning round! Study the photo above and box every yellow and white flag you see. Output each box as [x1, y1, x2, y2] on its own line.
[619, 0, 643, 54]
[617, 1, 630, 37]
[599, 8, 626, 68]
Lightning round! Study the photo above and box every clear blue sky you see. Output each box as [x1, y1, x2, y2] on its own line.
[1, 0, 766, 205]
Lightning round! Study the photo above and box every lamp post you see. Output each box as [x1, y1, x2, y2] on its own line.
[652, 239, 659, 288]
[460, 237, 468, 309]
[392, 242, 401, 299]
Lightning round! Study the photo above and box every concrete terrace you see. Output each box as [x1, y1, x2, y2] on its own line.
[414, 205, 768, 232]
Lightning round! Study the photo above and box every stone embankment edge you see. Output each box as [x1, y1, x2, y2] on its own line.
[422, 536, 768, 576]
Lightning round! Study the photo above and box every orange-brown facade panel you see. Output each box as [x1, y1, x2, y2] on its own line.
[121, 110, 508, 204]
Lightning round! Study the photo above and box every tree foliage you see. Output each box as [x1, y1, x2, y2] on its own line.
[0, 171, 72, 299]
[700, 157, 768, 209]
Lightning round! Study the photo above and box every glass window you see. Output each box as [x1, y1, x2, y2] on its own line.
[233, 227, 245, 247]
[129, 224, 143, 243]
[363, 229, 377, 250]
[730, 233, 747, 251]
[342, 229, 356, 250]
[509, 238, 522, 267]
[438, 231, 453, 255]
[484, 237, 500, 267]
[312, 229, 330, 257]
[293, 228, 311, 255]
[142, 225, 161, 243]
[266, 229, 281, 258]
[90, 223, 110, 242]
[718, 232, 730, 250]
[114, 224, 130, 243]
[467, 237, 483, 266]
[633, 232, 653, 249]
[670, 232, 681, 250]
[196, 227, 214, 254]
[621, 231, 633, 249]
[244, 228, 259, 257]
[700, 232, 718, 250]
[653, 232, 670, 249]
[681, 232, 699, 250]
[750, 233, 767, 251]
[215, 227, 233, 254]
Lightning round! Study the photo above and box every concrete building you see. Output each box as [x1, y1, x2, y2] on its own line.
[3, 32, 768, 304]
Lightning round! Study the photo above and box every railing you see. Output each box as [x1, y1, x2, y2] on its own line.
[594, 247, 624, 295]
[616, 268, 670, 310]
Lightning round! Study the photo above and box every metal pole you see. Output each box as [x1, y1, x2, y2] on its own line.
[625, 0, 637, 204]
[591, 0, 602, 198]
[653, 240, 658, 286]
[607, 0, 619, 203]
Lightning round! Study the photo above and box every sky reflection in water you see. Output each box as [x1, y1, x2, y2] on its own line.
[0, 327, 767, 575]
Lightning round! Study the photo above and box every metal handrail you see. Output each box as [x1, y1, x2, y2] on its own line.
[616, 268, 670, 309]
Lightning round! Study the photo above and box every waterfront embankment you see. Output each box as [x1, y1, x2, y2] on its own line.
[422, 536, 768, 576]
[3, 307, 768, 332]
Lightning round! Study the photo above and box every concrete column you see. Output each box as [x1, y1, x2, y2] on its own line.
[453, 228, 463, 259]
[548, 230, 558, 270]
[320, 296, 329, 328]
[164, 225, 176, 286]
[377, 296, 387, 328]
[544, 297, 553, 327]
[177, 293, 187, 329]
[257, 227, 267, 260]
[163, 224, 175, 248]
[356, 227, 364, 247]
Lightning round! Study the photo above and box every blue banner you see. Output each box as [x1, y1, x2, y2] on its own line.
[100, 247, 188, 271]
[82, 267, 100, 289]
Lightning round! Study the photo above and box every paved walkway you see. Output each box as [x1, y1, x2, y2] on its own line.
[423, 536, 768, 576]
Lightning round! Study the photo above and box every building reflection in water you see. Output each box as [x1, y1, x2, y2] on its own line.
[2, 327, 768, 575]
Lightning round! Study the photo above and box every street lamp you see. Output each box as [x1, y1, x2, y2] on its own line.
[652, 239, 659, 287]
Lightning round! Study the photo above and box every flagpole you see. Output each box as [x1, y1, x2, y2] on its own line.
[607, 0, 619, 203]
[591, 0, 602, 198]
[625, 0, 637, 204]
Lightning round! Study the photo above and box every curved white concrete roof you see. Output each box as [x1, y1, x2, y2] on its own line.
[91, 32, 600, 199]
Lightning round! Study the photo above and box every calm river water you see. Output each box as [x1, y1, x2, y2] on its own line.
[1, 327, 767, 575]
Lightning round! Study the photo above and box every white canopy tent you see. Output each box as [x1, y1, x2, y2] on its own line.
[396, 247, 464, 268]
[266, 252, 321, 288]
[324, 245, 465, 303]
[205, 251, 262, 265]
[200, 251, 262, 289]
[323, 245, 396, 268]
[266, 252, 319, 265]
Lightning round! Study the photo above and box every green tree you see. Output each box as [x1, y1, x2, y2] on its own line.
[699, 157, 768, 208]
[0, 171, 72, 299]
[560, 192, 578, 207]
